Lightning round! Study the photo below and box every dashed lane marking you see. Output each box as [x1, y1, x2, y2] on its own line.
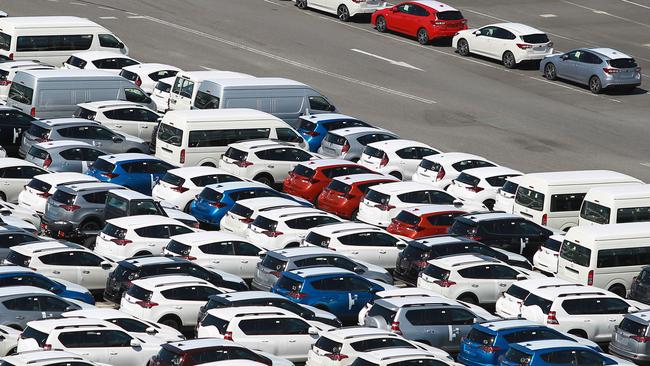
[98, 16, 118, 19]
[539, 14, 558, 18]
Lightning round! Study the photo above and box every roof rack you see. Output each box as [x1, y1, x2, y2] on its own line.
[556, 292, 606, 298]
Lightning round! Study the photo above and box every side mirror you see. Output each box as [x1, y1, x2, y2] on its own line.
[130, 339, 141, 348]
[118, 42, 125, 49]
[145, 327, 157, 335]
[473, 30, 481, 36]
[628, 306, 637, 313]
[65, 305, 77, 312]
[144, 97, 152, 104]
[561, 54, 569, 60]
[258, 250, 267, 259]
[0, 209, 10, 216]
[327, 104, 336, 112]
[112, 136, 124, 143]
[453, 199, 464, 207]
[50, 286, 63, 294]
[100, 261, 112, 270]
[308, 327, 319, 335]
[396, 242, 407, 250]
[352, 265, 364, 274]
[391, 7, 398, 12]
[516, 274, 527, 281]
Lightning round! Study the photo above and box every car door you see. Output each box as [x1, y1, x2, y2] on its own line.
[235, 318, 281, 356]
[233, 241, 263, 278]
[470, 26, 497, 56]
[369, 231, 403, 268]
[92, 126, 123, 153]
[404, 4, 427, 36]
[336, 232, 381, 265]
[169, 77, 194, 111]
[2, 295, 45, 326]
[603, 298, 632, 336]
[404, 307, 451, 350]
[134, 108, 160, 141]
[101, 109, 130, 136]
[281, 318, 316, 360]
[57, 330, 110, 363]
[200, 241, 238, 275]
[556, 50, 581, 81]
[457, 265, 499, 303]
[76, 251, 113, 291]
[103, 329, 143, 366]
[389, 3, 412, 33]
[0, 166, 46, 203]
[492, 27, 516, 58]
[57, 147, 85, 173]
[160, 286, 209, 327]
[37, 251, 80, 284]
[37, 295, 75, 318]
[346, 276, 376, 314]
[576, 51, 601, 84]
[491, 265, 521, 298]
[448, 308, 478, 351]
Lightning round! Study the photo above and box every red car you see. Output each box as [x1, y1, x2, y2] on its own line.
[371, 1, 468, 44]
[283, 159, 376, 203]
[386, 204, 466, 239]
[317, 173, 400, 219]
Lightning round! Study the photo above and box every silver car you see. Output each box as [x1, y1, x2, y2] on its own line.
[0, 286, 84, 330]
[540, 48, 642, 94]
[25, 141, 106, 173]
[317, 127, 399, 161]
[610, 310, 650, 363]
[19, 118, 148, 158]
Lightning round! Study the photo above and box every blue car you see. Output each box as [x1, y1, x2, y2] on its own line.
[0, 266, 94, 304]
[499, 340, 633, 366]
[458, 320, 601, 366]
[86, 153, 176, 195]
[190, 181, 310, 227]
[271, 267, 386, 324]
[297, 113, 372, 152]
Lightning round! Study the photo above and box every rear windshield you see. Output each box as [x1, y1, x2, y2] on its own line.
[448, 220, 476, 236]
[224, 148, 248, 161]
[520, 34, 549, 43]
[456, 173, 480, 187]
[6, 251, 31, 267]
[542, 237, 562, 252]
[305, 232, 331, 248]
[200, 313, 229, 333]
[119, 69, 138, 82]
[505, 284, 530, 300]
[51, 190, 76, 205]
[350, 338, 416, 352]
[199, 188, 223, 202]
[8, 83, 33, 105]
[402, 243, 430, 260]
[293, 165, 315, 178]
[27, 178, 51, 193]
[73, 107, 97, 120]
[157, 123, 183, 147]
[315, 336, 343, 353]
[502, 180, 519, 195]
[261, 254, 288, 271]
[436, 10, 464, 20]
[423, 264, 450, 280]
[91, 159, 115, 173]
[619, 318, 648, 336]
[298, 118, 316, 131]
[367, 304, 397, 324]
[523, 293, 553, 314]
[161, 172, 185, 187]
[27, 124, 50, 139]
[102, 223, 127, 239]
[154, 80, 172, 93]
[127, 284, 153, 301]
[419, 159, 440, 172]
[28, 147, 49, 160]
[156, 348, 182, 365]
[364, 146, 385, 159]
[504, 348, 532, 364]
[327, 179, 351, 194]
[467, 328, 495, 345]
[324, 133, 347, 146]
[194, 91, 220, 109]
[166, 240, 191, 256]
[395, 211, 421, 226]
[609, 58, 637, 69]
[0, 33, 10, 51]
[276, 276, 302, 291]
[252, 216, 277, 231]
[230, 203, 253, 218]
[560, 240, 591, 267]
[515, 187, 545, 211]
[191, 174, 241, 186]
[365, 189, 390, 204]
[21, 326, 49, 347]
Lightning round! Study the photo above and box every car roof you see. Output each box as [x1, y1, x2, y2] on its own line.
[132, 274, 211, 290]
[166, 338, 235, 351]
[212, 291, 284, 302]
[27, 317, 117, 332]
[32, 172, 97, 185]
[205, 181, 270, 193]
[566, 222, 650, 242]
[0, 16, 103, 29]
[589, 48, 632, 60]
[533, 285, 607, 300]
[0, 286, 54, 297]
[35, 118, 99, 127]
[428, 253, 502, 268]
[268, 246, 336, 259]
[412, 0, 458, 12]
[11, 240, 85, 255]
[0, 60, 51, 69]
[106, 215, 186, 228]
[586, 184, 650, 200]
[2, 350, 92, 364]
[510, 277, 575, 291]
[171, 231, 248, 245]
[324, 326, 395, 341]
[399, 204, 466, 215]
[297, 159, 357, 169]
[627, 310, 650, 325]
[513, 339, 590, 351]
[228, 140, 295, 151]
[309, 221, 382, 236]
[0, 265, 35, 274]
[163, 108, 279, 123]
[0, 158, 38, 169]
[18, 69, 118, 79]
[109, 189, 151, 200]
[119, 255, 188, 267]
[357, 348, 438, 363]
[205, 77, 306, 88]
[489, 22, 546, 35]
[329, 127, 386, 136]
[366, 139, 434, 151]
[375, 287, 441, 299]
[289, 266, 355, 278]
[422, 152, 490, 164]
[369, 181, 442, 194]
[235, 197, 303, 210]
[257, 206, 334, 220]
[98, 153, 156, 162]
[59, 182, 124, 193]
[207, 306, 291, 320]
[411, 235, 478, 247]
[71, 51, 137, 61]
[34, 140, 93, 149]
[377, 295, 455, 308]
[459, 212, 523, 222]
[78, 100, 150, 110]
[121, 63, 181, 73]
[64, 308, 136, 319]
[520, 170, 641, 186]
[299, 113, 361, 122]
[478, 319, 546, 331]
[331, 174, 399, 185]
[167, 166, 232, 178]
[459, 166, 522, 179]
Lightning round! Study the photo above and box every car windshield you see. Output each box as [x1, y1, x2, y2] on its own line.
[515, 187, 545, 211]
[520, 33, 549, 43]
[261, 254, 288, 271]
[154, 81, 172, 93]
[364, 146, 385, 159]
[560, 240, 591, 267]
[456, 172, 480, 187]
[365, 189, 390, 204]
[51, 190, 76, 205]
[466, 328, 495, 345]
[161, 172, 185, 187]
[27, 178, 51, 193]
[194, 91, 220, 109]
[157, 123, 183, 147]
[91, 159, 115, 173]
[252, 216, 277, 231]
[580, 201, 610, 224]
[0, 33, 10, 51]
[423, 264, 450, 280]
[619, 318, 647, 336]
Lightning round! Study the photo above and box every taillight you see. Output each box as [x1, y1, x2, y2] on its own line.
[101, 172, 119, 179]
[603, 67, 620, 74]
[341, 141, 350, 154]
[235, 160, 253, 168]
[516, 43, 533, 49]
[305, 131, 319, 136]
[479, 345, 501, 353]
[209, 201, 226, 208]
[43, 154, 52, 169]
[239, 217, 254, 224]
[432, 20, 445, 25]
[37, 191, 51, 198]
[390, 321, 402, 335]
[270, 270, 282, 278]
[587, 270, 594, 286]
[468, 227, 481, 241]
[59, 204, 81, 211]
[30, 107, 36, 117]
[414, 260, 428, 268]
[289, 291, 307, 299]
[468, 186, 484, 193]
[541, 213, 548, 226]
[0, 80, 11, 86]
[635, 67, 642, 73]
[435, 167, 445, 181]
[262, 230, 284, 237]
[434, 279, 456, 287]
[631, 335, 650, 343]
[182, 255, 197, 261]
[8, 53, 13, 60]
[180, 149, 185, 164]
[325, 353, 349, 361]
[43, 344, 52, 351]
[547, 311, 559, 325]
[171, 185, 189, 193]
[375, 203, 395, 211]
[379, 153, 389, 168]
[135, 76, 142, 87]
[224, 331, 233, 341]
[136, 300, 158, 308]
[111, 238, 133, 246]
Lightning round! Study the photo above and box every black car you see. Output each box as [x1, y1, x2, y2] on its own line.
[103, 256, 248, 303]
[630, 266, 650, 304]
[448, 212, 554, 261]
[0, 107, 37, 156]
[394, 235, 532, 285]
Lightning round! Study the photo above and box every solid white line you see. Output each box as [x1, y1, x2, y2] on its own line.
[69, 1, 87, 5]
[127, 15, 147, 19]
[126, 11, 139, 15]
[618, 0, 650, 10]
[99, 16, 118, 19]
[140, 15, 437, 104]
[539, 14, 557, 18]
[98, 6, 115, 11]
[199, 65, 217, 70]
[560, 0, 650, 28]
[641, 163, 650, 167]
[262, 0, 288, 7]
[350, 48, 424, 71]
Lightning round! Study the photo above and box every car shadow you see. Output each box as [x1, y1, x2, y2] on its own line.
[297, 5, 374, 23]
[545, 77, 648, 96]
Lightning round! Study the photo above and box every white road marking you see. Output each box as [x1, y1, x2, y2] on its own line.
[69, 1, 87, 5]
[640, 163, 650, 168]
[127, 15, 147, 19]
[139, 15, 437, 104]
[644, 44, 650, 48]
[539, 14, 557, 18]
[126, 11, 139, 15]
[98, 6, 115, 11]
[262, 0, 288, 7]
[99, 16, 118, 19]
[560, 0, 650, 28]
[199, 65, 217, 70]
[350, 48, 424, 71]
[617, 0, 650, 10]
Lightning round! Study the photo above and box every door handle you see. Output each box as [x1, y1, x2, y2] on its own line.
[212, 260, 220, 264]
[82, 270, 91, 274]
[289, 339, 297, 343]
[425, 329, 434, 333]
[52, 270, 60, 274]
[379, 250, 387, 254]
[609, 319, 618, 322]
[142, 125, 149, 129]
[471, 284, 479, 288]
[15, 316, 24, 320]
[268, 165, 274, 168]
[241, 260, 249, 263]
[174, 306, 183, 309]
[170, 99, 177, 104]
[115, 125, 123, 128]
[351, 251, 359, 254]
[109, 352, 118, 355]
[499, 283, 507, 287]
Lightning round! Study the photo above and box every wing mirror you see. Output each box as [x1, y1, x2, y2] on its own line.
[130, 339, 141, 348]
[391, 7, 398, 12]
[145, 327, 158, 335]
[100, 261, 113, 270]
[396, 242, 407, 250]
[516, 274, 527, 281]
[118, 42, 125, 49]
[453, 199, 464, 207]
[352, 265, 365, 274]
[308, 327, 319, 335]
[473, 30, 481, 36]
[258, 250, 267, 259]
[561, 54, 569, 60]
[112, 136, 124, 143]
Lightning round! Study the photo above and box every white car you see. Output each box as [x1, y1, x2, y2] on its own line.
[152, 339, 294, 366]
[0, 199, 41, 227]
[296, 0, 387, 22]
[245, 206, 343, 250]
[62, 308, 185, 342]
[354, 349, 460, 366]
[0, 60, 54, 101]
[220, 140, 320, 186]
[119, 63, 181, 94]
[453, 22, 554, 68]
[163, 231, 266, 279]
[532, 234, 564, 275]
[63, 51, 140, 74]
[411, 152, 498, 188]
[149, 76, 175, 112]
[151, 166, 243, 211]
[18, 172, 98, 214]
[492, 175, 523, 213]
[221, 196, 306, 236]
[495, 277, 576, 318]
[75, 101, 161, 142]
[303, 221, 406, 268]
[416, 254, 542, 305]
[93, 215, 196, 260]
[0, 324, 20, 355]
[356, 181, 485, 227]
[1, 350, 107, 366]
[4, 240, 114, 292]
[120, 274, 232, 331]
[0, 158, 49, 203]
[358, 139, 441, 180]
[445, 166, 522, 210]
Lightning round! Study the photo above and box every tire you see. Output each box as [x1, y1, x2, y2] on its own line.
[568, 329, 588, 339]
[609, 284, 627, 298]
[80, 220, 101, 232]
[417, 28, 429, 45]
[502, 51, 516, 69]
[544, 63, 557, 80]
[388, 171, 402, 180]
[254, 174, 274, 186]
[375, 16, 387, 32]
[159, 316, 181, 330]
[184, 200, 194, 213]
[457, 293, 478, 304]
[483, 200, 495, 211]
[337, 5, 350, 22]
[589, 76, 603, 94]
[0, 192, 6, 202]
[134, 251, 151, 257]
[296, 0, 307, 9]
[457, 39, 470, 56]
[201, 162, 216, 167]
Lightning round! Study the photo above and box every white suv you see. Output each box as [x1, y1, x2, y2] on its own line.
[94, 215, 196, 260]
[411, 152, 497, 188]
[358, 139, 441, 181]
[417, 254, 541, 305]
[119, 63, 181, 93]
[220, 196, 306, 236]
[495, 277, 577, 318]
[244, 207, 343, 250]
[297, 0, 387, 22]
[532, 234, 564, 275]
[18, 172, 98, 214]
[445, 166, 522, 210]
[1, 350, 104, 366]
[75, 101, 161, 142]
[220, 141, 320, 186]
[120, 274, 232, 331]
[0, 324, 20, 356]
[303, 221, 406, 268]
[492, 175, 523, 213]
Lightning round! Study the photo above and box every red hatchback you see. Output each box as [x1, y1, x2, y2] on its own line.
[317, 173, 399, 219]
[387, 204, 466, 239]
[371, 0, 468, 44]
[283, 159, 376, 203]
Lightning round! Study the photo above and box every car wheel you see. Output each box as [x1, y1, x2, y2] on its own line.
[254, 174, 274, 186]
[337, 5, 350, 22]
[80, 220, 100, 232]
[483, 200, 495, 211]
[296, 0, 307, 9]
[417, 28, 430, 45]
[159, 317, 181, 330]
[589, 76, 603, 94]
[568, 329, 588, 339]
[502, 51, 516, 69]
[375, 16, 387, 33]
[609, 284, 626, 298]
[184, 200, 194, 213]
[457, 293, 478, 304]
[457, 39, 470, 56]
[388, 171, 402, 180]
[544, 63, 557, 80]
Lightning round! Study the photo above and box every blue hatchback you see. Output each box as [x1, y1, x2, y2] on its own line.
[499, 340, 629, 366]
[190, 181, 310, 227]
[297, 113, 372, 152]
[0, 266, 94, 304]
[271, 267, 386, 325]
[86, 153, 177, 195]
[459, 320, 601, 366]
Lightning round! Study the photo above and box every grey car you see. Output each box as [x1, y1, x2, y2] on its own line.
[629, 266, 650, 305]
[0, 225, 41, 259]
[0, 286, 83, 330]
[18, 118, 148, 158]
[540, 48, 642, 94]
[318, 127, 399, 162]
[610, 310, 650, 363]
[25, 141, 107, 173]
[252, 246, 393, 292]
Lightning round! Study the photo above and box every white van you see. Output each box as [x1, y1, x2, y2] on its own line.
[167, 71, 252, 111]
[0, 16, 128, 64]
[557, 223, 650, 297]
[579, 184, 650, 226]
[193, 77, 337, 127]
[155, 108, 307, 167]
[513, 170, 642, 231]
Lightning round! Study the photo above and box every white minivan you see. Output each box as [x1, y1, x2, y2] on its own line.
[579, 184, 650, 226]
[155, 108, 307, 167]
[557, 222, 650, 297]
[0, 16, 128, 64]
[167, 70, 253, 111]
[513, 170, 642, 231]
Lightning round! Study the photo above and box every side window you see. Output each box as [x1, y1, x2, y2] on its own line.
[567, 50, 581, 61]
[308, 96, 334, 111]
[135, 225, 170, 238]
[395, 147, 419, 160]
[101, 330, 133, 347]
[285, 216, 339, 230]
[576, 350, 604, 364]
[541, 350, 576, 364]
[59, 148, 85, 161]
[491, 265, 520, 280]
[561, 298, 604, 315]
[83, 191, 108, 205]
[458, 265, 491, 279]
[479, 26, 497, 37]
[3, 296, 40, 311]
[40, 251, 78, 266]
[98, 34, 122, 48]
[200, 241, 234, 255]
[603, 298, 631, 314]
[234, 242, 261, 256]
[124, 88, 149, 103]
[169, 225, 193, 236]
[161, 286, 194, 300]
[38, 296, 72, 312]
[276, 128, 303, 143]
[172, 77, 183, 94]
[180, 80, 194, 98]
[495, 27, 516, 40]
[428, 212, 461, 226]
[406, 308, 449, 326]
[81, 148, 105, 162]
[550, 193, 586, 212]
[311, 277, 344, 291]
[75, 252, 104, 267]
[449, 308, 476, 325]
[346, 277, 371, 291]
[93, 126, 116, 140]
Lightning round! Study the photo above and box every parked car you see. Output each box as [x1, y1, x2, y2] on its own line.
[0, 286, 88, 330]
[220, 196, 306, 236]
[358, 139, 441, 180]
[18, 172, 98, 214]
[492, 175, 523, 213]
[411, 152, 497, 188]
[0, 60, 55, 102]
[296, 113, 373, 152]
[0, 265, 94, 304]
[609, 310, 650, 363]
[318, 127, 399, 162]
[1, 350, 105, 366]
[119, 63, 181, 93]
[25, 141, 107, 173]
[74, 101, 161, 142]
[0, 158, 48, 203]
[495, 277, 577, 319]
[499, 340, 635, 366]
[295, 0, 387, 22]
[532, 234, 564, 275]
[63, 51, 140, 73]
[104, 189, 199, 228]
[0, 199, 42, 227]
[87, 153, 176, 195]
[0, 225, 41, 260]
[0, 106, 38, 156]
[445, 167, 522, 210]
[0, 324, 21, 356]
[387, 205, 467, 239]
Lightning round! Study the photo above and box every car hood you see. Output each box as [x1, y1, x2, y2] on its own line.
[52, 278, 91, 294]
[115, 131, 145, 144]
[163, 207, 197, 222]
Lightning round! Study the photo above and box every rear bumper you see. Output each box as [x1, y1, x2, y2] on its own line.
[41, 218, 81, 239]
[609, 343, 650, 362]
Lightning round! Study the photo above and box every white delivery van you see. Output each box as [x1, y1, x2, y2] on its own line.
[557, 223, 650, 297]
[0, 16, 128, 64]
[513, 170, 642, 231]
[155, 108, 307, 167]
[579, 184, 650, 226]
[167, 71, 253, 111]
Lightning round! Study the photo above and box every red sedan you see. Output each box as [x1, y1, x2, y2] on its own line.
[387, 204, 466, 239]
[317, 173, 400, 219]
[371, 1, 468, 44]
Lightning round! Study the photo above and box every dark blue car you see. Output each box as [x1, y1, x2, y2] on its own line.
[297, 113, 372, 152]
[86, 153, 176, 195]
[499, 340, 630, 366]
[271, 267, 386, 325]
[0, 266, 94, 304]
